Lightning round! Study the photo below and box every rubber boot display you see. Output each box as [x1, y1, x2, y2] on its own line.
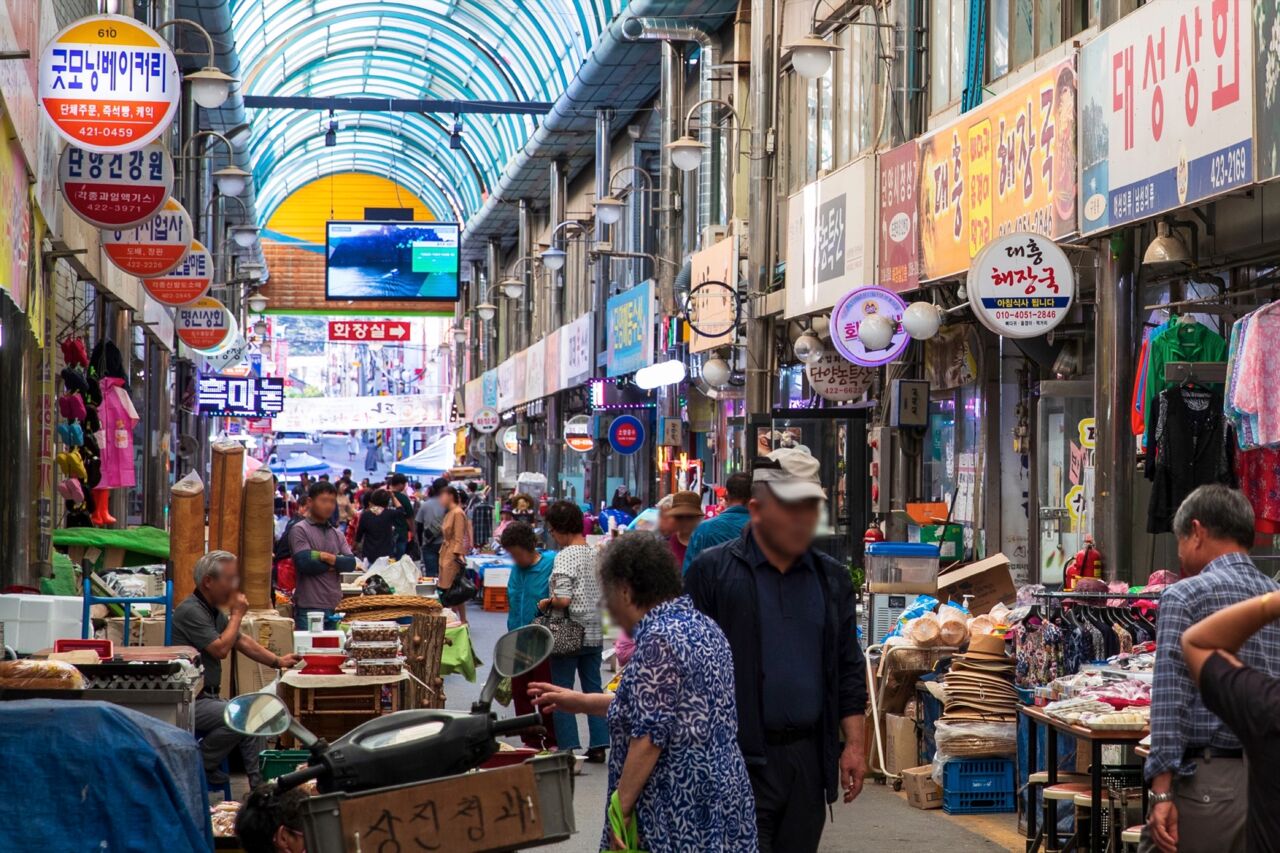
[90, 487, 116, 526]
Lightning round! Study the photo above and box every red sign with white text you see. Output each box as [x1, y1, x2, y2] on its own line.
[327, 320, 410, 343]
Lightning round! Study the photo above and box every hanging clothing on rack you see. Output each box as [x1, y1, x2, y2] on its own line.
[1145, 384, 1236, 533]
[1132, 319, 1173, 444]
[1143, 318, 1228, 425]
[1229, 304, 1280, 447]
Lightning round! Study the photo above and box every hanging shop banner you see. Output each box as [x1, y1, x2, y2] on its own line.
[543, 328, 561, 397]
[472, 406, 500, 434]
[58, 141, 172, 228]
[525, 338, 546, 403]
[464, 377, 484, 419]
[564, 414, 595, 452]
[967, 232, 1075, 338]
[918, 58, 1077, 280]
[606, 279, 655, 377]
[198, 374, 285, 418]
[561, 312, 593, 388]
[689, 236, 740, 352]
[327, 320, 411, 343]
[497, 357, 516, 411]
[176, 296, 232, 351]
[481, 368, 499, 408]
[608, 415, 646, 455]
[102, 197, 191, 277]
[202, 335, 249, 373]
[1258, 4, 1280, 181]
[142, 238, 211, 306]
[830, 286, 910, 367]
[501, 426, 520, 455]
[38, 15, 181, 153]
[273, 394, 444, 432]
[804, 351, 876, 402]
[513, 350, 528, 408]
[878, 140, 920, 293]
[1079, 0, 1253, 233]
[0, 134, 29, 308]
[785, 155, 876, 317]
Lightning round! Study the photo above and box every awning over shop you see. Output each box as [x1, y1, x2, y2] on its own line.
[395, 433, 457, 477]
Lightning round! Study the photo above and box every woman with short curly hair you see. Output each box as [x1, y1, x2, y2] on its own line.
[531, 532, 757, 852]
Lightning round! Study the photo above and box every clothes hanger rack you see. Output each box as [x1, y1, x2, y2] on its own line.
[1163, 361, 1227, 384]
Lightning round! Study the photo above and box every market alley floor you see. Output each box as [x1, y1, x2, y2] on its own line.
[449, 608, 1022, 852]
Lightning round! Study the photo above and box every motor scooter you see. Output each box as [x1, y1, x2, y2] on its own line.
[224, 624, 575, 851]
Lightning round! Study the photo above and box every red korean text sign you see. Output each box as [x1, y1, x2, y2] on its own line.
[327, 320, 411, 342]
[177, 296, 232, 351]
[58, 141, 172, 228]
[142, 239, 211, 307]
[966, 232, 1074, 339]
[102, 197, 192, 277]
[39, 15, 181, 153]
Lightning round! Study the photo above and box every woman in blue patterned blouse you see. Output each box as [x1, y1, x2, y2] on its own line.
[530, 532, 758, 852]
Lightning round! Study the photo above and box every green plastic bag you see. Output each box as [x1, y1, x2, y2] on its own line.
[603, 791, 647, 853]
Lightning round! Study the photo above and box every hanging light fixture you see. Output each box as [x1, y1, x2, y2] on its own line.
[793, 331, 825, 364]
[477, 302, 498, 322]
[213, 165, 250, 197]
[186, 65, 236, 109]
[253, 318, 268, 338]
[666, 135, 706, 172]
[449, 114, 464, 150]
[901, 302, 943, 340]
[451, 326, 468, 345]
[593, 195, 625, 225]
[230, 224, 260, 248]
[540, 246, 567, 271]
[701, 356, 731, 388]
[858, 314, 896, 351]
[247, 293, 268, 314]
[500, 277, 525, 299]
[786, 34, 841, 80]
[1143, 220, 1191, 269]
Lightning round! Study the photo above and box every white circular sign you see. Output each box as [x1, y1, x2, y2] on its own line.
[39, 15, 182, 153]
[830, 286, 910, 367]
[58, 142, 173, 229]
[501, 426, 520, 455]
[472, 407, 500, 434]
[967, 232, 1074, 339]
[564, 414, 594, 453]
[102, 197, 192, 277]
[804, 351, 876, 402]
[177, 296, 233, 352]
[142, 238, 212, 306]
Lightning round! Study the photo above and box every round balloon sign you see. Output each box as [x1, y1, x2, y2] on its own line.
[608, 415, 646, 455]
[472, 407, 500, 434]
[804, 351, 876, 402]
[102, 197, 192, 277]
[142, 238, 211, 306]
[967, 232, 1074, 339]
[177, 296, 232, 351]
[565, 414, 594, 453]
[39, 15, 182, 153]
[59, 142, 173, 228]
[830, 286, 910, 367]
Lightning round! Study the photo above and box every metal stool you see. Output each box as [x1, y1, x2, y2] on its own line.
[1121, 826, 1143, 851]
[1030, 771, 1089, 786]
[1042, 783, 1091, 852]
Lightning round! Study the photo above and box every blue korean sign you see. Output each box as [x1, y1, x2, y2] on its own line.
[198, 375, 285, 418]
[481, 369, 499, 407]
[608, 415, 646, 455]
[606, 279, 654, 378]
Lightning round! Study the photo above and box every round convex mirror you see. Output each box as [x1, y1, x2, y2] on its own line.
[224, 693, 292, 737]
[492, 625, 554, 678]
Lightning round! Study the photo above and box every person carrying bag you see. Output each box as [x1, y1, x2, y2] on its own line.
[533, 602, 585, 656]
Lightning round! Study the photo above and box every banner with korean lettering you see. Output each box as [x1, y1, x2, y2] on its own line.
[497, 357, 516, 410]
[1259, 3, 1280, 181]
[513, 350, 528, 407]
[525, 338, 546, 403]
[878, 141, 920, 292]
[918, 58, 1077, 280]
[785, 156, 876, 317]
[482, 368, 499, 408]
[561, 313, 593, 388]
[1080, 0, 1252, 233]
[464, 377, 484, 418]
[607, 279, 654, 377]
[271, 394, 444, 432]
[198, 375, 284, 418]
[544, 328, 561, 396]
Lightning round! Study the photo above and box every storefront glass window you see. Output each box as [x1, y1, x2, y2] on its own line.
[930, 0, 969, 112]
[924, 384, 983, 551]
[559, 445, 586, 507]
[1034, 384, 1093, 584]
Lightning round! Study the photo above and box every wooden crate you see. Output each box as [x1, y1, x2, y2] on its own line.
[482, 587, 509, 612]
[280, 681, 403, 745]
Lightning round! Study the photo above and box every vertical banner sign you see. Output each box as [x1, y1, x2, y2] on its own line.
[561, 313, 593, 387]
[464, 377, 484, 420]
[606, 279, 655, 377]
[497, 357, 515, 410]
[689, 236, 740, 353]
[0, 135, 30, 308]
[177, 296, 232, 351]
[38, 15, 181, 153]
[785, 156, 876, 316]
[830, 286, 910, 367]
[918, 58, 1077, 280]
[967, 233, 1075, 338]
[1257, 3, 1280, 181]
[525, 338, 546, 403]
[481, 368, 499, 408]
[58, 141, 172, 228]
[1080, 0, 1253, 232]
[102, 196, 191, 276]
[544, 328, 562, 397]
[878, 140, 920, 292]
[513, 350, 528, 408]
[142, 238, 211, 306]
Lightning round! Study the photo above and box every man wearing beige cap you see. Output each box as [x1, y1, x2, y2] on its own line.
[686, 447, 867, 853]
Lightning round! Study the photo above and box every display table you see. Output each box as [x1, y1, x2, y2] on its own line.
[278, 670, 408, 746]
[441, 624, 478, 682]
[1020, 705, 1148, 853]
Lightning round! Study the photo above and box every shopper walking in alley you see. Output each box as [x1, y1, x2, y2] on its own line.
[416, 476, 449, 576]
[685, 447, 867, 853]
[501, 520, 557, 748]
[664, 490, 703, 566]
[683, 472, 752, 572]
[1141, 484, 1280, 853]
[172, 551, 301, 791]
[353, 488, 401, 563]
[438, 485, 473, 624]
[385, 473, 414, 559]
[538, 500, 610, 761]
[287, 481, 357, 630]
[531, 532, 757, 852]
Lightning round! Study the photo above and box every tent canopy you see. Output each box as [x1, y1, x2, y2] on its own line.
[268, 452, 331, 474]
[395, 433, 456, 476]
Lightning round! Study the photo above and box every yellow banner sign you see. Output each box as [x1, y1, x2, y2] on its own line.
[918, 58, 1078, 281]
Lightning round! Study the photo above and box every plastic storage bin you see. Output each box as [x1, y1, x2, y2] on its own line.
[943, 758, 1015, 794]
[942, 789, 1017, 814]
[865, 542, 940, 593]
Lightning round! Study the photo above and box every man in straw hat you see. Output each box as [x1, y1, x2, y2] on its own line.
[685, 447, 866, 853]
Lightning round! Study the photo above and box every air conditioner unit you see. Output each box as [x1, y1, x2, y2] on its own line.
[700, 224, 728, 248]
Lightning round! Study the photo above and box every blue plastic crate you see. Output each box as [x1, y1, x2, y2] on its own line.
[943, 789, 1017, 815]
[943, 758, 1015, 795]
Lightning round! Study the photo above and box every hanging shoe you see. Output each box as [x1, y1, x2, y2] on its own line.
[90, 487, 116, 526]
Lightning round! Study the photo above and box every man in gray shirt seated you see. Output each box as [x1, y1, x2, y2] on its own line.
[171, 550, 301, 790]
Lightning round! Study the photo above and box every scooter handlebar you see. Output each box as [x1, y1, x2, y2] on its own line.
[274, 763, 327, 792]
[491, 713, 544, 735]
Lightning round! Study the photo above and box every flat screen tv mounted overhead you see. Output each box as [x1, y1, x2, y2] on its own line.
[325, 220, 460, 301]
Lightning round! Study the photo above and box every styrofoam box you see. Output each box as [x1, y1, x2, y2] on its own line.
[10, 619, 81, 654]
[17, 595, 81, 621]
[483, 568, 511, 588]
[0, 594, 36, 622]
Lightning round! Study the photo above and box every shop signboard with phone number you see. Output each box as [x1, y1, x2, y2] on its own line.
[58, 141, 172, 228]
[966, 232, 1074, 339]
[176, 296, 232, 351]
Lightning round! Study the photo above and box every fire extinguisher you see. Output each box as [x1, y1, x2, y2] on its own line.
[864, 521, 885, 546]
[1064, 535, 1103, 590]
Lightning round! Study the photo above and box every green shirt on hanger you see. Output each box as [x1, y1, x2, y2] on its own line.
[1144, 320, 1228, 421]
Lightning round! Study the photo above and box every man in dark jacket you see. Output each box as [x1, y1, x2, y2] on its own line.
[685, 447, 867, 853]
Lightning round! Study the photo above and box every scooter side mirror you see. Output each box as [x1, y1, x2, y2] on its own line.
[492, 624, 554, 678]
[224, 693, 321, 749]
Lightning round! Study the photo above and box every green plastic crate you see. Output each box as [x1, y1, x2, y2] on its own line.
[259, 749, 311, 782]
